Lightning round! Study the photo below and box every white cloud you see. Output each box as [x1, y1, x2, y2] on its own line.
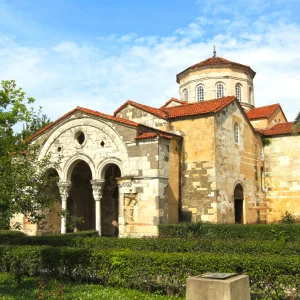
[0, 10, 299, 123]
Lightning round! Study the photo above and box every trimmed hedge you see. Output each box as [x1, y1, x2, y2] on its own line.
[8, 236, 300, 256]
[0, 230, 26, 244]
[0, 245, 299, 298]
[0, 230, 98, 245]
[158, 223, 300, 240]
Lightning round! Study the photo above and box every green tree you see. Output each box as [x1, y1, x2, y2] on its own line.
[293, 111, 300, 134]
[0, 80, 59, 229]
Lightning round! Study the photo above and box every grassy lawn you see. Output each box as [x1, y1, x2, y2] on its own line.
[0, 273, 184, 300]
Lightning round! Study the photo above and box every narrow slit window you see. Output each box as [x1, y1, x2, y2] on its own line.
[234, 122, 239, 144]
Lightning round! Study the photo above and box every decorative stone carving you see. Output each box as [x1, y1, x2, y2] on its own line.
[90, 179, 105, 234]
[90, 180, 105, 201]
[118, 180, 132, 188]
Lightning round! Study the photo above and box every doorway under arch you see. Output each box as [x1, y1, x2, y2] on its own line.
[67, 160, 95, 232]
[234, 184, 244, 224]
[101, 164, 121, 236]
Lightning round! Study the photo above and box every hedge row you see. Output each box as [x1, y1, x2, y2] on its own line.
[158, 222, 300, 240]
[0, 230, 26, 244]
[0, 245, 299, 298]
[0, 230, 98, 245]
[7, 236, 300, 256]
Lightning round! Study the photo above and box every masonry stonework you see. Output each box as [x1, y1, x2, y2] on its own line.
[11, 54, 300, 236]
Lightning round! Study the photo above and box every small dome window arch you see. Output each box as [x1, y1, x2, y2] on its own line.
[216, 82, 225, 98]
[249, 87, 252, 104]
[183, 88, 188, 101]
[196, 85, 204, 102]
[234, 122, 239, 144]
[236, 83, 242, 102]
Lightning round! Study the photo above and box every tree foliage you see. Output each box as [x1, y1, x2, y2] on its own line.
[293, 111, 300, 134]
[0, 80, 59, 229]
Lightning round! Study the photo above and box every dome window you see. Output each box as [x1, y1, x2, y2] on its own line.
[249, 87, 252, 104]
[183, 88, 188, 101]
[236, 84, 242, 102]
[216, 83, 225, 98]
[196, 85, 204, 102]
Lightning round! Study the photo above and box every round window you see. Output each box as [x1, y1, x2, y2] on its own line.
[75, 131, 85, 145]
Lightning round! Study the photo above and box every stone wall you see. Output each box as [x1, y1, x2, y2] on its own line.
[170, 115, 217, 222]
[115, 104, 168, 130]
[264, 135, 300, 222]
[215, 102, 265, 223]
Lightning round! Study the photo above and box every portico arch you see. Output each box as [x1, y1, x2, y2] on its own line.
[97, 157, 123, 179]
[67, 160, 95, 231]
[38, 117, 131, 177]
[63, 154, 96, 182]
[101, 163, 121, 237]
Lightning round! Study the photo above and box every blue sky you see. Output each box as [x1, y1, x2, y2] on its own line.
[0, 0, 300, 121]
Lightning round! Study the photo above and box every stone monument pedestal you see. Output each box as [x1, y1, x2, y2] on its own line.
[186, 273, 250, 300]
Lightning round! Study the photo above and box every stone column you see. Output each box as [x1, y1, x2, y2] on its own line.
[57, 181, 72, 234]
[90, 180, 105, 235]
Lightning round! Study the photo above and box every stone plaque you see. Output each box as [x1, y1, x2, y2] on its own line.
[201, 273, 237, 280]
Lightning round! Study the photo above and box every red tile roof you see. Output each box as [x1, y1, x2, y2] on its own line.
[27, 106, 139, 142]
[177, 56, 256, 81]
[159, 97, 188, 109]
[258, 122, 299, 136]
[161, 96, 236, 119]
[114, 100, 168, 119]
[136, 132, 173, 140]
[246, 104, 281, 120]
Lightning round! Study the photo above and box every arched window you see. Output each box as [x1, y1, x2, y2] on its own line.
[216, 83, 225, 98]
[196, 85, 204, 102]
[249, 87, 252, 104]
[183, 88, 188, 101]
[236, 83, 242, 102]
[234, 122, 239, 144]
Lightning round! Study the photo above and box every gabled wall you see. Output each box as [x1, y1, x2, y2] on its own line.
[250, 108, 288, 130]
[115, 104, 168, 130]
[215, 101, 265, 223]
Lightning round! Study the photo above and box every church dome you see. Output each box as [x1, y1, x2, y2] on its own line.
[176, 54, 256, 111]
[176, 56, 256, 83]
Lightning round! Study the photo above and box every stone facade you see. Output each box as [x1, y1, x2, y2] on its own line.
[264, 135, 300, 222]
[11, 54, 300, 236]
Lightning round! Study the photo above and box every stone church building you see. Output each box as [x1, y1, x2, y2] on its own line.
[12, 53, 300, 237]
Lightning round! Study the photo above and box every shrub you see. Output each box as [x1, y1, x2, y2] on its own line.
[0, 230, 26, 244]
[0, 245, 299, 298]
[158, 223, 300, 240]
[281, 210, 296, 224]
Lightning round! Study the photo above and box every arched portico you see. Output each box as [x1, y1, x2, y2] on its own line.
[67, 160, 95, 232]
[100, 163, 121, 236]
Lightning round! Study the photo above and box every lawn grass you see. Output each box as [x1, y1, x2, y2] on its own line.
[0, 273, 184, 300]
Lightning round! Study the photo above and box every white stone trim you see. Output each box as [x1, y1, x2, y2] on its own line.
[63, 153, 96, 181]
[97, 157, 124, 179]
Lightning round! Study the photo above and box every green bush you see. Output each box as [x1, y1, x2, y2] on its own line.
[0, 245, 299, 298]
[0, 230, 26, 244]
[8, 235, 300, 256]
[158, 223, 300, 240]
